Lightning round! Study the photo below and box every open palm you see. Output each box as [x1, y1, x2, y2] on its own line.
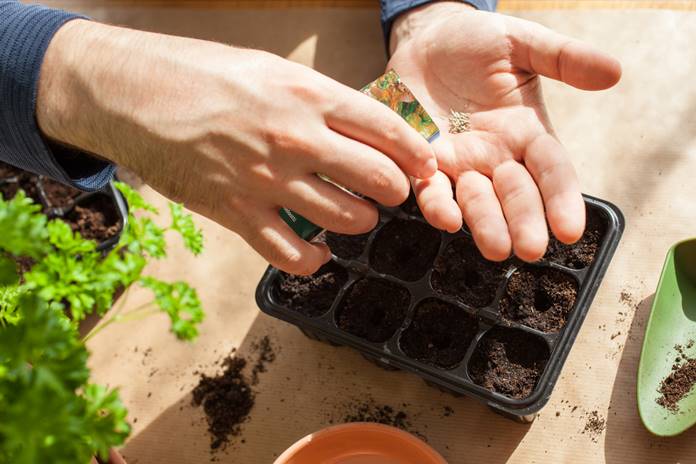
[388, 8, 621, 262]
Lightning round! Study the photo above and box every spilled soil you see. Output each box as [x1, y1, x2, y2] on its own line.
[657, 341, 696, 413]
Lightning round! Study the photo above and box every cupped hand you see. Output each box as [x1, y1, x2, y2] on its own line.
[388, 3, 621, 262]
[38, 20, 436, 275]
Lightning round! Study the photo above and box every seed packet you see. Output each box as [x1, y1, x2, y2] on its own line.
[281, 70, 439, 240]
[360, 69, 439, 142]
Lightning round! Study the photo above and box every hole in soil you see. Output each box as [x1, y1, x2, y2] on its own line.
[431, 335, 452, 350]
[468, 326, 550, 400]
[315, 230, 371, 260]
[275, 261, 348, 318]
[464, 269, 482, 288]
[534, 289, 553, 312]
[370, 219, 440, 281]
[400, 298, 478, 369]
[544, 205, 607, 269]
[64, 194, 122, 242]
[431, 238, 509, 308]
[336, 278, 410, 343]
[499, 267, 578, 333]
[41, 177, 82, 209]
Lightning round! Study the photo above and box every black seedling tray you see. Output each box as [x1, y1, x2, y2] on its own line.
[0, 162, 127, 251]
[255, 194, 624, 421]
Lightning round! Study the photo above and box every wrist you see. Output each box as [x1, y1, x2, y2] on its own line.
[389, 1, 475, 55]
[36, 20, 234, 170]
[37, 20, 113, 161]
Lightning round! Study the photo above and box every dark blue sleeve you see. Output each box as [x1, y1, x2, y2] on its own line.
[380, 0, 498, 49]
[0, 1, 115, 191]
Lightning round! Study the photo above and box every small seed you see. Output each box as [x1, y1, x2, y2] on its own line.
[448, 109, 471, 134]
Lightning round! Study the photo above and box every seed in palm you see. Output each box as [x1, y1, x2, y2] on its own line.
[448, 109, 471, 134]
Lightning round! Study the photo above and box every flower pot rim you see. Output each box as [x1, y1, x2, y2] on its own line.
[274, 422, 447, 464]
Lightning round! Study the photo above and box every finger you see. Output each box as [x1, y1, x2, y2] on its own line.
[508, 17, 622, 91]
[238, 207, 331, 275]
[325, 88, 437, 179]
[456, 171, 511, 261]
[281, 175, 379, 235]
[524, 133, 585, 244]
[313, 130, 411, 207]
[493, 160, 548, 262]
[412, 171, 462, 233]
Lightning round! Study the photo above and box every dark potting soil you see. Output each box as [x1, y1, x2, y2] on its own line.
[336, 278, 410, 343]
[657, 342, 696, 412]
[192, 340, 278, 452]
[343, 400, 411, 430]
[498, 267, 578, 333]
[544, 206, 606, 269]
[192, 356, 254, 451]
[431, 238, 508, 308]
[582, 410, 606, 442]
[469, 326, 550, 399]
[64, 194, 121, 241]
[0, 173, 42, 205]
[41, 177, 82, 209]
[370, 218, 440, 281]
[317, 230, 370, 260]
[276, 261, 348, 317]
[14, 256, 34, 279]
[400, 298, 478, 369]
[250, 336, 276, 386]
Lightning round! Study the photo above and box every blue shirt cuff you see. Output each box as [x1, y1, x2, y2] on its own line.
[0, 1, 114, 191]
[380, 0, 498, 52]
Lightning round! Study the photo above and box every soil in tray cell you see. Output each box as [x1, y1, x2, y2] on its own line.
[431, 238, 508, 308]
[544, 206, 606, 269]
[317, 231, 371, 260]
[336, 278, 410, 343]
[0, 173, 42, 205]
[275, 261, 348, 318]
[42, 177, 82, 209]
[64, 194, 122, 242]
[400, 298, 478, 369]
[469, 326, 550, 400]
[370, 218, 440, 281]
[499, 267, 578, 333]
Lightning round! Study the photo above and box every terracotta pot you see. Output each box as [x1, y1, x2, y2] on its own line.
[275, 423, 447, 464]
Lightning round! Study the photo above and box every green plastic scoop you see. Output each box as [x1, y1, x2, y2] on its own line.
[638, 238, 696, 436]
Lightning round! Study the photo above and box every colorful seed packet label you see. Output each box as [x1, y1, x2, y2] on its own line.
[281, 70, 440, 240]
[361, 69, 439, 142]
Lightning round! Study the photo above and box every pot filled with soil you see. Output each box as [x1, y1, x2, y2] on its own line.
[0, 161, 128, 251]
[257, 193, 624, 421]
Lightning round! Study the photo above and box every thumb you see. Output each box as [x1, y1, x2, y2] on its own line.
[507, 17, 622, 91]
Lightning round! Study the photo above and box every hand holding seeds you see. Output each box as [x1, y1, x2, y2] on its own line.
[36, 20, 437, 275]
[388, 3, 621, 262]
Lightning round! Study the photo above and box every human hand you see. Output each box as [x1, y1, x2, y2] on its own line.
[37, 20, 437, 274]
[388, 2, 621, 261]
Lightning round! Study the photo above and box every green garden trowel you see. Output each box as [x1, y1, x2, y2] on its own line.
[638, 238, 696, 436]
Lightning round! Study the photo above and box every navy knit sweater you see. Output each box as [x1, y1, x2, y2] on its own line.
[0, 0, 495, 191]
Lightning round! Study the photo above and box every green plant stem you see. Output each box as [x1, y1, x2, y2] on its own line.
[82, 300, 156, 342]
[109, 285, 132, 319]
